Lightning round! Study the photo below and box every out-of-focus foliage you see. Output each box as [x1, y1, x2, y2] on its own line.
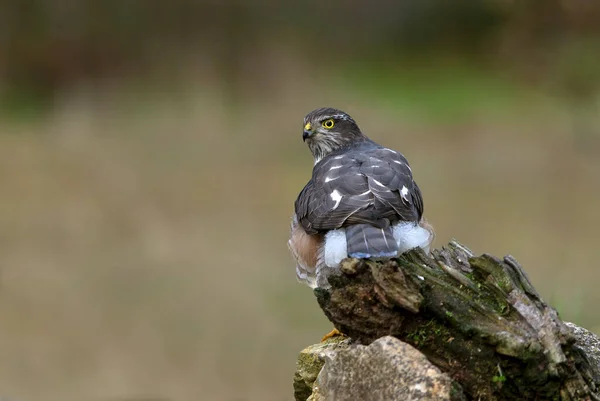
[2, 0, 600, 105]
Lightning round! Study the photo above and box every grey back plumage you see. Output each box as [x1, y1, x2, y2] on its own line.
[295, 139, 424, 258]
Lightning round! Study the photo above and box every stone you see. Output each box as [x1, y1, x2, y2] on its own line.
[312, 336, 463, 401]
[293, 336, 350, 401]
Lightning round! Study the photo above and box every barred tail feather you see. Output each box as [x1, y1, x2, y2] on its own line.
[346, 224, 398, 259]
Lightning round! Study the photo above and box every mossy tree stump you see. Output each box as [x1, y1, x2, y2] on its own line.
[314, 241, 600, 400]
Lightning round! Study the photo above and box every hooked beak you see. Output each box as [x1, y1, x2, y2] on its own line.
[303, 122, 313, 142]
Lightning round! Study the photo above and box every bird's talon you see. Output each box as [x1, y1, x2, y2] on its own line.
[321, 328, 344, 342]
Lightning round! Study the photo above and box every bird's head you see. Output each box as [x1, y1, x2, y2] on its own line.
[302, 108, 367, 164]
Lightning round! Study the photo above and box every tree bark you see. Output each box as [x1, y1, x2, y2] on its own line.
[314, 241, 600, 400]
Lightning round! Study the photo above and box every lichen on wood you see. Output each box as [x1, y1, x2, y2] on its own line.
[314, 241, 600, 400]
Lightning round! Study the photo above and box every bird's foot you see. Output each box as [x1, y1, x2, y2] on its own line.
[321, 328, 344, 342]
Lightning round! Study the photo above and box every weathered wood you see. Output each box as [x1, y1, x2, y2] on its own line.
[314, 241, 600, 401]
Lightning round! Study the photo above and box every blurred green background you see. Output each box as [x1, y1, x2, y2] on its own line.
[1, 1, 600, 400]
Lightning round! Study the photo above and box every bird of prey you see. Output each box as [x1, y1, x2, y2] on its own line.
[288, 107, 434, 289]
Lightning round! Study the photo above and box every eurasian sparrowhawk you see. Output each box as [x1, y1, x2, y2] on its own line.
[288, 108, 434, 288]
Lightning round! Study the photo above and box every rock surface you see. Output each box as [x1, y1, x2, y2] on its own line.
[296, 336, 464, 401]
[293, 336, 350, 401]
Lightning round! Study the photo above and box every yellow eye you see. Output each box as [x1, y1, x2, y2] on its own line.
[322, 119, 335, 129]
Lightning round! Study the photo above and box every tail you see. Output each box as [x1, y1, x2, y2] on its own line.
[346, 224, 398, 259]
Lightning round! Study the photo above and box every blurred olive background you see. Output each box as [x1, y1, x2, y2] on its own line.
[1, 1, 600, 400]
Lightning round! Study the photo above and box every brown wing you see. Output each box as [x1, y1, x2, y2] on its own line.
[295, 144, 423, 235]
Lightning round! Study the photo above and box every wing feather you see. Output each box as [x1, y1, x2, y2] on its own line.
[295, 144, 423, 234]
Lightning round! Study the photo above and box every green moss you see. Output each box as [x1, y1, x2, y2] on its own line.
[407, 319, 455, 349]
[449, 381, 467, 401]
